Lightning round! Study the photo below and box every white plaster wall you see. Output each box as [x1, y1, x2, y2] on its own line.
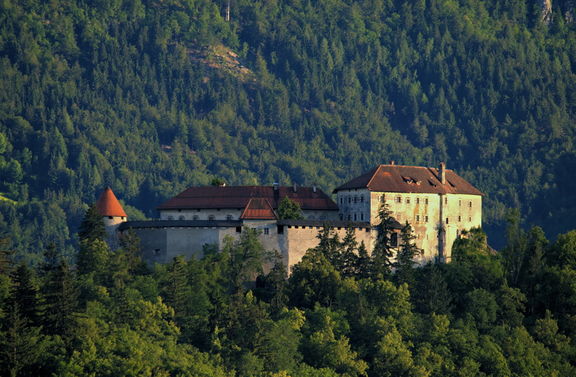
[282, 224, 374, 274]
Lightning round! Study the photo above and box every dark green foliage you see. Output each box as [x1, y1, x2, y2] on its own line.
[277, 196, 304, 220]
[1, 0, 576, 374]
[371, 202, 396, 279]
[77, 205, 106, 243]
[394, 222, 422, 287]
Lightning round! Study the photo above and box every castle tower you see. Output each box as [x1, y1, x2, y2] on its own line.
[96, 187, 127, 248]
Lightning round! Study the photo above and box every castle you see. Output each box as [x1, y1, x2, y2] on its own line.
[96, 163, 482, 271]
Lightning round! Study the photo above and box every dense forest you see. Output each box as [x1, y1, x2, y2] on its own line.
[1, 0, 576, 258]
[1, 206, 576, 376]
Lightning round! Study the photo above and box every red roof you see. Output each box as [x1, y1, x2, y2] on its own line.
[334, 165, 483, 195]
[240, 198, 277, 220]
[96, 187, 128, 217]
[157, 186, 338, 211]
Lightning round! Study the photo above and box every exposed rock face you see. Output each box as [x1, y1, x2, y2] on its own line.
[541, 0, 553, 24]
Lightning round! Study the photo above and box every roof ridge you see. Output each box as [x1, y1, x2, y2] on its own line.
[366, 165, 383, 190]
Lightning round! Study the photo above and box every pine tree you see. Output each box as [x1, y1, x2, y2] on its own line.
[371, 202, 396, 279]
[41, 253, 77, 337]
[11, 264, 41, 326]
[355, 241, 371, 280]
[341, 227, 359, 277]
[78, 204, 106, 243]
[394, 222, 422, 287]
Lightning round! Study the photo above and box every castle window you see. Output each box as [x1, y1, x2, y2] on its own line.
[458, 216, 461, 222]
[381, 194, 385, 202]
[360, 195, 364, 202]
[226, 215, 233, 220]
[348, 215, 351, 221]
[396, 196, 402, 203]
[469, 217, 472, 222]
[425, 198, 429, 205]
[469, 201, 472, 208]
[459, 200, 462, 206]
[339, 214, 343, 220]
[179, 215, 185, 220]
[277, 225, 284, 234]
[354, 196, 358, 203]
[167, 216, 174, 220]
[354, 214, 357, 221]
[416, 198, 420, 204]
[360, 213, 364, 220]
[446, 218, 449, 224]
[444, 197, 448, 204]
[153, 249, 160, 256]
[340, 197, 343, 204]
[236, 226, 242, 233]
[425, 216, 429, 222]
[416, 215, 420, 222]
[208, 215, 215, 221]
[264, 228, 269, 235]
[193, 215, 199, 220]
[348, 197, 351, 203]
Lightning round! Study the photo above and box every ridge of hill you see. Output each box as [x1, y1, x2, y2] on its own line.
[1, 0, 576, 259]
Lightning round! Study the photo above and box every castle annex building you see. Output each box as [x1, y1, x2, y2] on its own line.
[101, 163, 483, 271]
[334, 163, 483, 262]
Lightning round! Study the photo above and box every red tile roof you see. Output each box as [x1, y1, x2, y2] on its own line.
[96, 187, 128, 217]
[240, 198, 277, 220]
[334, 165, 483, 195]
[157, 186, 338, 211]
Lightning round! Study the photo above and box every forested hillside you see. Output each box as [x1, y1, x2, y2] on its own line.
[1, 0, 576, 258]
[2, 211, 576, 376]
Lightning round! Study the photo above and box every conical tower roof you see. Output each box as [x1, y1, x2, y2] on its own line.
[96, 187, 127, 217]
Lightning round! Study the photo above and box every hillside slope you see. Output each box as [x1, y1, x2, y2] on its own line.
[1, 0, 576, 258]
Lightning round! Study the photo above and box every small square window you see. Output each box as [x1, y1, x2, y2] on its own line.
[406, 198, 411, 204]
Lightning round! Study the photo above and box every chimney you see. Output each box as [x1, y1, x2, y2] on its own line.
[439, 162, 446, 184]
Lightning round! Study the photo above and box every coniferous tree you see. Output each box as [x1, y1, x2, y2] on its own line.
[341, 227, 359, 278]
[394, 222, 422, 287]
[11, 263, 41, 326]
[77, 204, 105, 243]
[371, 202, 396, 279]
